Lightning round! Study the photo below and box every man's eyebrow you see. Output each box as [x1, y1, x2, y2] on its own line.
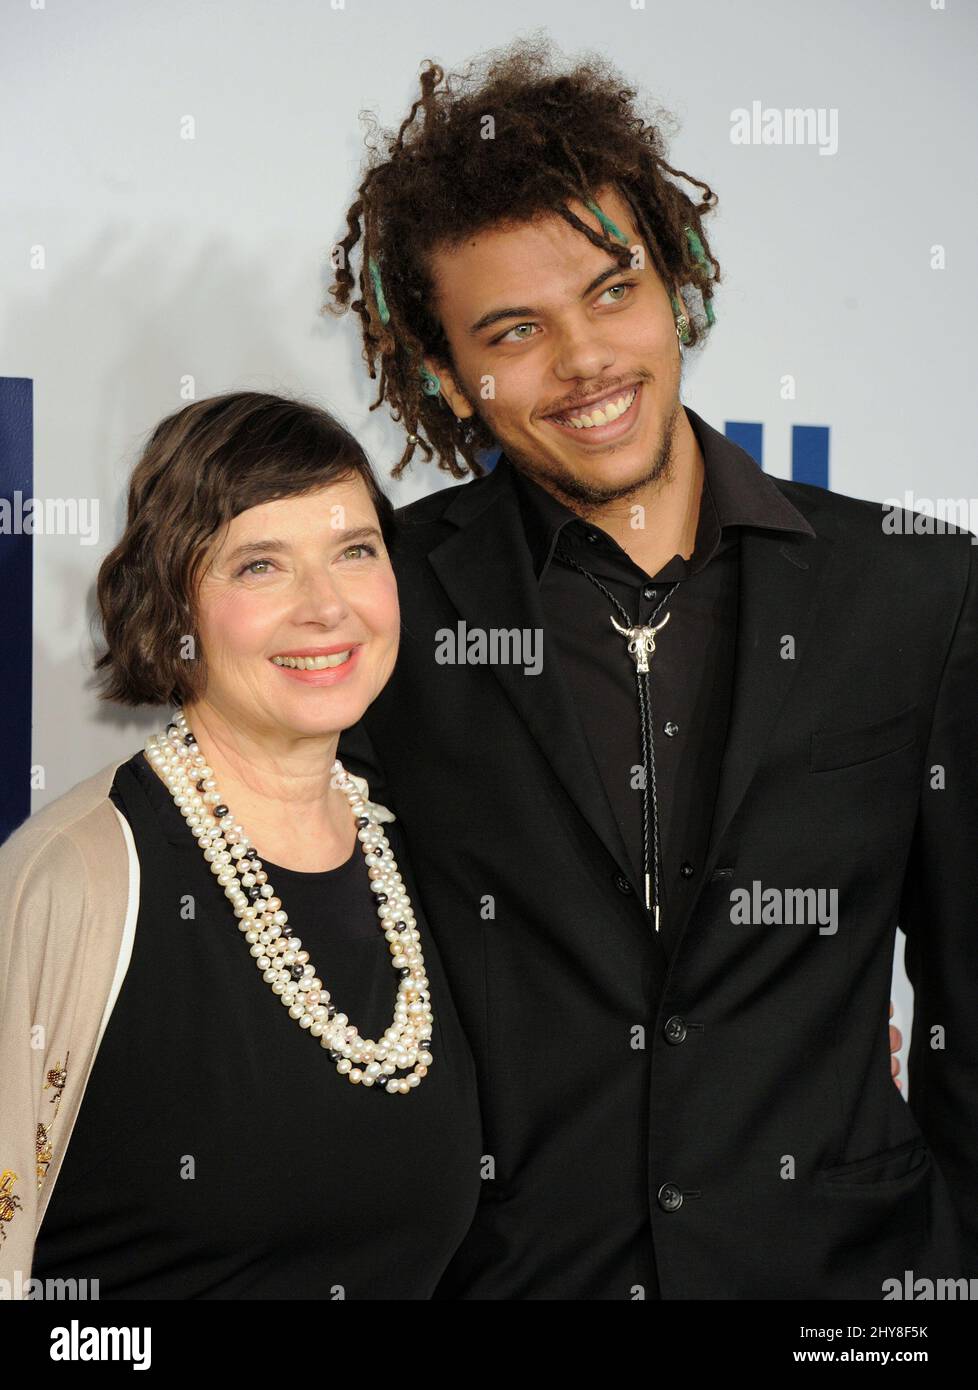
[468, 263, 626, 336]
[224, 525, 382, 564]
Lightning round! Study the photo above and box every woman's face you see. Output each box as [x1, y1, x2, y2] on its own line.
[192, 474, 399, 742]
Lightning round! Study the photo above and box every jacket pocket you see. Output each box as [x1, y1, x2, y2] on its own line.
[817, 1136, 931, 1194]
[810, 705, 918, 773]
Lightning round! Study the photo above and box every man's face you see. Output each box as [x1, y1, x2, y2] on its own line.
[425, 184, 683, 507]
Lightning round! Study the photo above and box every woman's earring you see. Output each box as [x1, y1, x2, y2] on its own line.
[419, 366, 441, 396]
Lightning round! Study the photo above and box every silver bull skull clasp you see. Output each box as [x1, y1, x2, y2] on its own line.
[610, 610, 671, 674]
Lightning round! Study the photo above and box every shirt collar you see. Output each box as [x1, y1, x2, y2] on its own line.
[508, 403, 815, 582]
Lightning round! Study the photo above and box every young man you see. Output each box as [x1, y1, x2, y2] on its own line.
[331, 43, 975, 1299]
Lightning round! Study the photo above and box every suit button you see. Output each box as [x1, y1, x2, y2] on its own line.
[680, 861, 695, 879]
[615, 873, 633, 895]
[664, 1015, 688, 1044]
[657, 1183, 684, 1212]
[663, 721, 679, 737]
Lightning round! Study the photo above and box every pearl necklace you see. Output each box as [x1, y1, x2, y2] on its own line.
[144, 709, 433, 1094]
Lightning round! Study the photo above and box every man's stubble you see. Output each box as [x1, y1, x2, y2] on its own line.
[467, 383, 682, 522]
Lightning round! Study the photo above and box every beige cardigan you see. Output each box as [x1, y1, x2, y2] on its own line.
[0, 753, 391, 1298]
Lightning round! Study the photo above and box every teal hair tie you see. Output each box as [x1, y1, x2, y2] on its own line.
[684, 225, 711, 276]
[585, 200, 629, 246]
[368, 261, 443, 393]
[681, 226, 716, 328]
[368, 256, 391, 325]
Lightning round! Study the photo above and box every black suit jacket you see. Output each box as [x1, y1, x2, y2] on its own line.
[339, 408, 978, 1299]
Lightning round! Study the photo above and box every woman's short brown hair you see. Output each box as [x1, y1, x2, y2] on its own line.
[94, 391, 396, 708]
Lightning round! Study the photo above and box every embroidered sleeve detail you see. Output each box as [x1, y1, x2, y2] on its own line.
[0, 1170, 22, 1245]
[37, 1052, 70, 1190]
[43, 1056, 68, 1105]
[35, 1125, 53, 1189]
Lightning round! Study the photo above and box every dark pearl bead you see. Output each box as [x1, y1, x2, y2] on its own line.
[247, 886, 261, 902]
[281, 926, 293, 938]
[327, 1005, 336, 1019]
[376, 893, 388, 904]
[290, 966, 304, 981]
[398, 967, 411, 978]
[195, 780, 206, 792]
[184, 733, 195, 746]
[356, 816, 369, 828]
[214, 804, 229, 817]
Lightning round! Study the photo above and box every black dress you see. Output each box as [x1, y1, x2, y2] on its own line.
[32, 751, 482, 1299]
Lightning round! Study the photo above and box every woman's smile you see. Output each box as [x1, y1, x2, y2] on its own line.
[268, 643, 363, 685]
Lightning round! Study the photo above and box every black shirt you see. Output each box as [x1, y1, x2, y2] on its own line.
[511, 404, 815, 960]
[32, 750, 482, 1299]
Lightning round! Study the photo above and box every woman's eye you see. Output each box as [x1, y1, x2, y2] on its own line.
[342, 542, 378, 560]
[238, 558, 274, 576]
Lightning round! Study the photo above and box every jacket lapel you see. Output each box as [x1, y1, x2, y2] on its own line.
[701, 520, 834, 879]
[427, 466, 641, 902]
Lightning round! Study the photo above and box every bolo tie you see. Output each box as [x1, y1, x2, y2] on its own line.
[553, 546, 682, 933]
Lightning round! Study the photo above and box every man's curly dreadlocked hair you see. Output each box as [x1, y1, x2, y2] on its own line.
[326, 35, 721, 481]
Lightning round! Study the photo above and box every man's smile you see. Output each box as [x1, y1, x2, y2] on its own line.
[544, 382, 644, 444]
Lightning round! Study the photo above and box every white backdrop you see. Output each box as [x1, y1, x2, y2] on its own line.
[3, 0, 976, 1049]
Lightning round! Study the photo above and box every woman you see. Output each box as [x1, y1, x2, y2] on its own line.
[0, 392, 481, 1298]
